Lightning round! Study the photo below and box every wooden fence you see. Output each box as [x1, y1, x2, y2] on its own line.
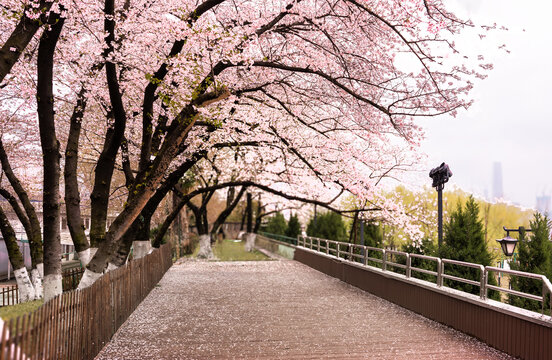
[0, 244, 172, 360]
[0, 287, 18, 308]
[0, 267, 86, 308]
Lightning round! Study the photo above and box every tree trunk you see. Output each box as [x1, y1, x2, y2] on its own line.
[244, 233, 256, 252]
[0, 206, 36, 301]
[253, 196, 263, 234]
[0, 1, 54, 83]
[64, 89, 90, 263]
[132, 241, 152, 259]
[153, 198, 186, 248]
[37, 12, 64, 302]
[0, 140, 44, 273]
[210, 186, 246, 240]
[196, 234, 213, 259]
[245, 193, 256, 251]
[173, 191, 181, 257]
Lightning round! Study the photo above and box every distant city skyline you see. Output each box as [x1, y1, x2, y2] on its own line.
[412, 0, 552, 210]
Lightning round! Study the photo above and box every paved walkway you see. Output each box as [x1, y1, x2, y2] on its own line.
[96, 260, 512, 359]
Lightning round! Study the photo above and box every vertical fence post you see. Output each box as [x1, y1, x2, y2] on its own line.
[337, 243, 340, 259]
[349, 244, 353, 261]
[363, 246, 367, 266]
[437, 259, 443, 287]
[541, 281, 546, 315]
[382, 249, 386, 271]
[480, 266, 486, 300]
[406, 254, 411, 278]
[317, 238, 320, 252]
[326, 240, 329, 255]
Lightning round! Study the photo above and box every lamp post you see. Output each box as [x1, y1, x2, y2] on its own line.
[496, 226, 532, 258]
[429, 162, 453, 248]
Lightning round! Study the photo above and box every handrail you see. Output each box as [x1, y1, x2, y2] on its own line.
[297, 235, 552, 318]
[486, 266, 552, 314]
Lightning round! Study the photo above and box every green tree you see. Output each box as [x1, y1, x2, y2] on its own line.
[509, 213, 552, 312]
[264, 212, 287, 236]
[307, 211, 347, 242]
[439, 196, 499, 299]
[363, 222, 383, 248]
[285, 213, 301, 239]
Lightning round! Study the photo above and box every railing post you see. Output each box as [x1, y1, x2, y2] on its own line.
[363, 246, 367, 266]
[326, 240, 329, 255]
[437, 259, 443, 287]
[337, 243, 340, 259]
[382, 249, 387, 271]
[349, 244, 353, 261]
[317, 238, 320, 252]
[542, 282, 546, 315]
[406, 254, 411, 278]
[480, 266, 486, 300]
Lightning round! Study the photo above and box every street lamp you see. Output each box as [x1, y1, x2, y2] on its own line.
[429, 162, 453, 248]
[496, 235, 518, 257]
[496, 226, 532, 257]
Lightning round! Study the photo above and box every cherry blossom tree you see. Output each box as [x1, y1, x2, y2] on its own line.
[1, 0, 498, 290]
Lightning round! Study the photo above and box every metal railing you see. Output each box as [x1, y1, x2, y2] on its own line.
[297, 235, 552, 316]
[259, 232, 298, 246]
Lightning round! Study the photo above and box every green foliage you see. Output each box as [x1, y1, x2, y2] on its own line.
[384, 185, 533, 249]
[509, 213, 552, 312]
[264, 212, 287, 236]
[439, 196, 499, 299]
[150, 224, 168, 244]
[285, 213, 301, 238]
[307, 211, 347, 242]
[363, 222, 383, 248]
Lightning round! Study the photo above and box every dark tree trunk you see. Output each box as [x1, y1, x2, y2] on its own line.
[89, 0, 128, 249]
[37, 11, 65, 301]
[64, 88, 91, 264]
[240, 208, 246, 231]
[0, 140, 43, 269]
[0, 1, 53, 84]
[253, 198, 263, 234]
[210, 186, 247, 240]
[80, 1, 232, 285]
[109, 218, 141, 267]
[0, 205, 36, 301]
[0, 206, 25, 270]
[246, 193, 253, 233]
[152, 198, 186, 248]
[0, 188, 32, 244]
[187, 191, 214, 259]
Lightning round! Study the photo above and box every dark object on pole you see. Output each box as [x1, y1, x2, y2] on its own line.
[429, 162, 453, 248]
[496, 226, 533, 257]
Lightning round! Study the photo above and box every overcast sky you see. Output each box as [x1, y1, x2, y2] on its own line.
[411, 0, 552, 209]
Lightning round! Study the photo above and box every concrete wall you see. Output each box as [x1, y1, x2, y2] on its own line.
[255, 235, 295, 260]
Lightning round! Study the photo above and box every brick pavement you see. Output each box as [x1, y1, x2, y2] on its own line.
[96, 259, 512, 359]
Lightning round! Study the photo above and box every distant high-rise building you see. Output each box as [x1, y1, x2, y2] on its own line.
[536, 195, 551, 214]
[492, 162, 503, 200]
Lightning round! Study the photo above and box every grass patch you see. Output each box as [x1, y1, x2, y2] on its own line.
[214, 240, 269, 261]
[192, 239, 270, 261]
[0, 300, 43, 321]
